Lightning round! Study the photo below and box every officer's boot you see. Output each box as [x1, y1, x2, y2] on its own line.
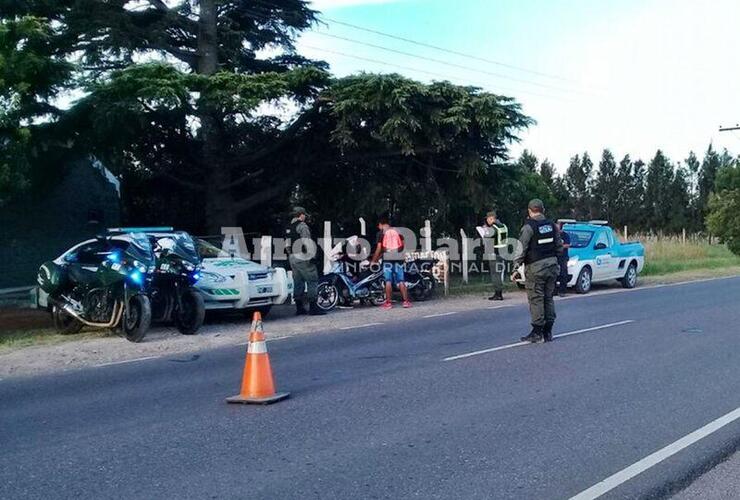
[543, 322, 554, 342]
[520, 325, 544, 344]
[493, 290, 504, 301]
[308, 300, 326, 316]
[295, 299, 308, 316]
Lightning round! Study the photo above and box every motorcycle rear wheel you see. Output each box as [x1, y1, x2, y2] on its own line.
[122, 294, 152, 343]
[174, 289, 205, 335]
[52, 305, 83, 335]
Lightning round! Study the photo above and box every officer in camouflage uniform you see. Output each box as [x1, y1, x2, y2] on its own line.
[512, 199, 563, 343]
[286, 207, 325, 316]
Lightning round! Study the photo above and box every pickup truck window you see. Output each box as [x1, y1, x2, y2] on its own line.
[567, 230, 594, 248]
[594, 231, 610, 249]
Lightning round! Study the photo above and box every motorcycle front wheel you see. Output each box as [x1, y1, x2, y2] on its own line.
[174, 289, 205, 335]
[122, 294, 152, 343]
[316, 282, 339, 311]
[52, 304, 84, 335]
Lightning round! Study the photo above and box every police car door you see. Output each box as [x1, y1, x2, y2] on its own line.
[591, 230, 614, 280]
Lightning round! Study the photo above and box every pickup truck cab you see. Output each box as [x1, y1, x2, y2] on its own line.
[563, 221, 645, 293]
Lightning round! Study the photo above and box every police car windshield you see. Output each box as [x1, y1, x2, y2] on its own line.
[566, 230, 594, 248]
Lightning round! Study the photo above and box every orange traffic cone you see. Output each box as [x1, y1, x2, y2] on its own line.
[226, 311, 290, 405]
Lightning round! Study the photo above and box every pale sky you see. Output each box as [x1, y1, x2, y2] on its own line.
[301, 0, 740, 171]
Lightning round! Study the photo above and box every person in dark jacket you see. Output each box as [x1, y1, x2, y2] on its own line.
[512, 199, 563, 343]
[557, 221, 571, 296]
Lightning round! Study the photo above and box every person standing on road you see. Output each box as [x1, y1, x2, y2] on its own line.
[286, 207, 325, 316]
[512, 199, 563, 343]
[557, 221, 571, 297]
[371, 215, 412, 309]
[481, 210, 507, 301]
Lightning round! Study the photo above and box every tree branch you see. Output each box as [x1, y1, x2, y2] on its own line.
[232, 174, 298, 213]
[225, 104, 321, 171]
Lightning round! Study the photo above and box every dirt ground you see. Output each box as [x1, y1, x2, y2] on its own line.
[1, 268, 737, 379]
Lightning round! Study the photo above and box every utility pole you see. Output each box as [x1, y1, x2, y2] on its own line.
[719, 124, 740, 132]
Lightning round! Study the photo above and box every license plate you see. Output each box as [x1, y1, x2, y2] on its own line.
[257, 286, 273, 294]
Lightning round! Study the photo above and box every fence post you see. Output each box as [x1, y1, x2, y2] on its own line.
[682, 228, 686, 245]
[624, 225, 628, 241]
[259, 236, 272, 267]
[423, 219, 432, 253]
[460, 228, 469, 284]
[359, 217, 366, 237]
[323, 220, 332, 275]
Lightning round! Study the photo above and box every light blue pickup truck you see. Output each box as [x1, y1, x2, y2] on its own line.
[515, 221, 645, 293]
[562, 221, 645, 293]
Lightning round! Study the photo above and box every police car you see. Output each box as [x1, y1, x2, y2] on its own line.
[514, 220, 645, 293]
[195, 239, 292, 317]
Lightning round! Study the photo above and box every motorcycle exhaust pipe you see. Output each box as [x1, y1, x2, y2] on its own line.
[59, 301, 124, 328]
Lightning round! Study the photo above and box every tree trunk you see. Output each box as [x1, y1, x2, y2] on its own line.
[197, 0, 237, 233]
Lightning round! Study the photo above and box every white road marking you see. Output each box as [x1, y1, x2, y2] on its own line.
[553, 320, 634, 340]
[423, 311, 458, 318]
[339, 322, 384, 331]
[570, 405, 740, 500]
[443, 320, 634, 361]
[95, 356, 159, 368]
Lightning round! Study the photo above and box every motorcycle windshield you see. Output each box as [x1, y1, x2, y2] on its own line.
[125, 233, 155, 266]
[160, 232, 201, 265]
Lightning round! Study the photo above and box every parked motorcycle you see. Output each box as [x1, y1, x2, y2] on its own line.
[147, 231, 205, 335]
[316, 260, 386, 311]
[402, 259, 437, 301]
[37, 232, 154, 342]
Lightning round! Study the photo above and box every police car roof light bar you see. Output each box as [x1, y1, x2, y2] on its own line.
[107, 227, 175, 234]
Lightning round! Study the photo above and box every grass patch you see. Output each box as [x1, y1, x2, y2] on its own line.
[641, 241, 740, 276]
[0, 327, 111, 352]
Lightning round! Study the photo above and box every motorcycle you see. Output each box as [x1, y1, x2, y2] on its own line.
[316, 259, 386, 312]
[37, 232, 154, 342]
[147, 231, 205, 335]
[402, 259, 437, 301]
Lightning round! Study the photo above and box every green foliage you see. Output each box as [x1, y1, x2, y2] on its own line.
[0, 15, 73, 204]
[707, 162, 740, 255]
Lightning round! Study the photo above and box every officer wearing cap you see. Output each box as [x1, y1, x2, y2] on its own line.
[286, 207, 325, 316]
[512, 199, 563, 343]
[482, 210, 507, 301]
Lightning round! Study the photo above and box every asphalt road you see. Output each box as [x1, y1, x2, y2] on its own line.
[1, 277, 739, 499]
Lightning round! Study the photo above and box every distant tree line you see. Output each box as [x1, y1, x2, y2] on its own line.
[514, 145, 738, 236]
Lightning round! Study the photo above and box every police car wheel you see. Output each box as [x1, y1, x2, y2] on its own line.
[575, 267, 592, 294]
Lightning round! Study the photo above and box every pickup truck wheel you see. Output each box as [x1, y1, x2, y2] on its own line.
[622, 262, 638, 289]
[575, 266, 592, 294]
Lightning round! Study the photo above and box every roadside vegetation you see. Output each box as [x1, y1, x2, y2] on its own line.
[641, 238, 740, 276]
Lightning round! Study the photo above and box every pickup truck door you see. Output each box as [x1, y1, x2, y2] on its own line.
[591, 230, 616, 280]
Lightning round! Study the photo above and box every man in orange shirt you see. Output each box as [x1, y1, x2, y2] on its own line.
[371, 215, 412, 309]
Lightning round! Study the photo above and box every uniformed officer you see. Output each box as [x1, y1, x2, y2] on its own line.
[286, 207, 325, 316]
[482, 210, 507, 301]
[512, 199, 563, 343]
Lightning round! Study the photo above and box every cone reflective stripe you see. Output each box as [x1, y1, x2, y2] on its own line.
[226, 312, 289, 405]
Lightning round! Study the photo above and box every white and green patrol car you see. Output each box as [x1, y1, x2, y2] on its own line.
[196, 240, 292, 317]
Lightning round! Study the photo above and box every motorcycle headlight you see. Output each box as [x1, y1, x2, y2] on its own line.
[183, 262, 195, 272]
[129, 269, 144, 285]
